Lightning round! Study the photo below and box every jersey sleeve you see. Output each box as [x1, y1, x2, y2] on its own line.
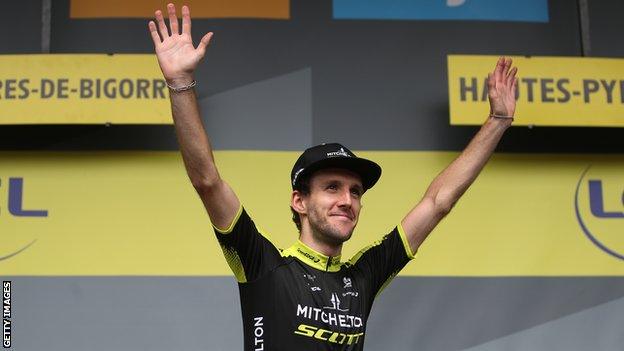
[213, 205, 283, 283]
[348, 223, 416, 298]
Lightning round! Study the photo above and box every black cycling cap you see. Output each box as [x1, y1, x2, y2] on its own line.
[291, 143, 382, 192]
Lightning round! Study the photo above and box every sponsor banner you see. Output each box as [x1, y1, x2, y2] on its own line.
[0, 54, 171, 125]
[448, 55, 624, 127]
[0, 151, 622, 276]
[70, 0, 290, 19]
[333, 0, 548, 22]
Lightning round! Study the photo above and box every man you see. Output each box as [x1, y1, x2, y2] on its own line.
[148, 4, 517, 350]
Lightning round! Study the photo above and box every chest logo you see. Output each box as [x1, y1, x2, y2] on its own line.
[323, 293, 349, 312]
[302, 274, 322, 292]
[343, 277, 352, 289]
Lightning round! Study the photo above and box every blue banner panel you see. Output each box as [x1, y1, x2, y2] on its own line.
[333, 0, 549, 22]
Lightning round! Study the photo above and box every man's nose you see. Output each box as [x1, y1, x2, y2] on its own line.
[337, 190, 352, 207]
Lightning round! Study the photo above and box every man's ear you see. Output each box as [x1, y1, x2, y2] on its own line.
[291, 190, 307, 215]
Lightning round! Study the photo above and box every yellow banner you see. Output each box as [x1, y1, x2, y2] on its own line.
[0, 152, 622, 276]
[448, 55, 624, 127]
[0, 55, 171, 125]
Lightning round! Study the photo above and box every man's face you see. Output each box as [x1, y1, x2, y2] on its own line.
[303, 168, 364, 246]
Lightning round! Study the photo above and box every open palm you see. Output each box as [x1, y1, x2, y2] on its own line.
[487, 57, 518, 118]
[148, 4, 213, 83]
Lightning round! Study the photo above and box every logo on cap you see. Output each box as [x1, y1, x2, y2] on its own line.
[326, 148, 350, 158]
[292, 168, 305, 186]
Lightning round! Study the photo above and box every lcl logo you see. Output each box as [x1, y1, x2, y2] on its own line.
[574, 166, 623, 260]
[0, 178, 48, 217]
[0, 177, 47, 261]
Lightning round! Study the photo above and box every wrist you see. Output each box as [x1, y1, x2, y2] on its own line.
[165, 75, 195, 87]
[487, 114, 513, 128]
[165, 75, 197, 93]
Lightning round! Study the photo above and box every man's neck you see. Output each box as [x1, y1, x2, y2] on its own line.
[298, 229, 343, 257]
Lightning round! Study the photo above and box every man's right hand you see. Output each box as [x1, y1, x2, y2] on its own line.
[148, 3, 213, 85]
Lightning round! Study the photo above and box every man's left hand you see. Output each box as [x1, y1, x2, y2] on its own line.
[487, 57, 518, 118]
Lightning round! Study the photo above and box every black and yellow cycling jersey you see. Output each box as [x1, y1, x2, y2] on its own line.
[214, 206, 415, 350]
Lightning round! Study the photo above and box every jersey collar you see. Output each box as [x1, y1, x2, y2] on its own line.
[284, 240, 342, 272]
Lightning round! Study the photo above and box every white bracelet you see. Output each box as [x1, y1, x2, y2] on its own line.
[490, 113, 514, 121]
[166, 80, 196, 93]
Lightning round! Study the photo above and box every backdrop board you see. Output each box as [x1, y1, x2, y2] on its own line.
[0, 54, 169, 125]
[1, 151, 623, 351]
[449, 55, 624, 127]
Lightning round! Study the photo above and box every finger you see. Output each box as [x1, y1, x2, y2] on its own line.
[196, 32, 214, 58]
[487, 72, 495, 90]
[155, 10, 169, 38]
[511, 77, 518, 94]
[503, 57, 512, 77]
[494, 56, 504, 82]
[167, 3, 179, 35]
[506, 67, 517, 86]
[182, 5, 191, 35]
[148, 21, 161, 45]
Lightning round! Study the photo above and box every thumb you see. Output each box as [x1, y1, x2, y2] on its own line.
[196, 32, 214, 58]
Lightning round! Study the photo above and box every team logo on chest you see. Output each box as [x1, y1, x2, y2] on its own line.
[323, 293, 349, 312]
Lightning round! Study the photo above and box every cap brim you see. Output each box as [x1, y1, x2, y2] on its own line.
[295, 157, 382, 191]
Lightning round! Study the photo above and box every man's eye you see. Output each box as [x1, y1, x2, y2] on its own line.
[327, 184, 338, 190]
[351, 189, 361, 197]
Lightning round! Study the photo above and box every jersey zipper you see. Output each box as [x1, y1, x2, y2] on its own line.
[326, 256, 331, 271]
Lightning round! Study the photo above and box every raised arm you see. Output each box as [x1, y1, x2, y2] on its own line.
[401, 57, 518, 253]
[149, 3, 240, 229]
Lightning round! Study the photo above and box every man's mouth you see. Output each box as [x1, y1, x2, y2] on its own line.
[330, 213, 353, 221]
